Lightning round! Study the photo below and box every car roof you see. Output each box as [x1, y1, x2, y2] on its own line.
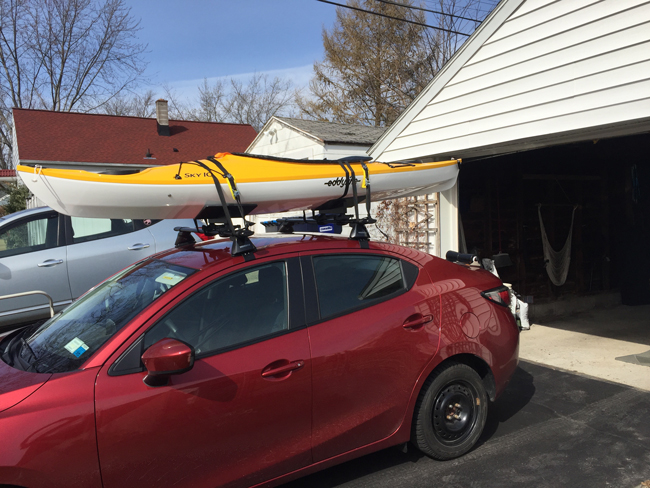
[156, 233, 433, 272]
[0, 206, 53, 225]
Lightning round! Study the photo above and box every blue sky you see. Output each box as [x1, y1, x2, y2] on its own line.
[125, 1, 339, 100]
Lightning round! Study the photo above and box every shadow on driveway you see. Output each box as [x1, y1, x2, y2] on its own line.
[282, 361, 650, 488]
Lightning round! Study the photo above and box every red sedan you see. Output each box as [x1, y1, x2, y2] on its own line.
[0, 235, 518, 488]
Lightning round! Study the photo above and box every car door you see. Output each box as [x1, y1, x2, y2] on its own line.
[302, 251, 442, 462]
[65, 216, 157, 298]
[144, 218, 197, 252]
[0, 210, 72, 326]
[94, 257, 313, 488]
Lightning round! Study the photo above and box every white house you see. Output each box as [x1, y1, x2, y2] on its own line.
[247, 117, 386, 236]
[248, 116, 385, 161]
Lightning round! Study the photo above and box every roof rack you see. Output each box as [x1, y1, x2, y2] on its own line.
[261, 155, 377, 247]
[261, 218, 343, 235]
[175, 154, 378, 256]
[174, 158, 257, 259]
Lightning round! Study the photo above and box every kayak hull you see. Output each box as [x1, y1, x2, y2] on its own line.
[17, 154, 459, 220]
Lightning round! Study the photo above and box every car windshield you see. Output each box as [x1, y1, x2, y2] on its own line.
[0, 259, 196, 373]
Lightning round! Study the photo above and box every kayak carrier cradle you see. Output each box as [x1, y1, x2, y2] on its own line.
[261, 155, 377, 248]
[175, 154, 379, 256]
[174, 157, 258, 259]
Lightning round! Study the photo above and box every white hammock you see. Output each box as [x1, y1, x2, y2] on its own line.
[538, 205, 576, 286]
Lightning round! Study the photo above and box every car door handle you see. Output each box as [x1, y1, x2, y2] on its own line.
[261, 360, 305, 378]
[37, 259, 64, 267]
[402, 314, 433, 330]
[127, 243, 151, 251]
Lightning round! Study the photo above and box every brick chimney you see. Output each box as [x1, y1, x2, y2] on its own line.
[155, 99, 170, 136]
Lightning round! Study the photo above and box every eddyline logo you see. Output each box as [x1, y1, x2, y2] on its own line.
[324, 177, 361, 188]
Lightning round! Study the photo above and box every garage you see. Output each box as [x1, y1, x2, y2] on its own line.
[458, 132, 650, 308]
[369, 0, 650, 317]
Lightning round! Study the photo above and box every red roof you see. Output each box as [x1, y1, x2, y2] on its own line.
[13, 108, 257, 166]
[0, 169, 16, 177]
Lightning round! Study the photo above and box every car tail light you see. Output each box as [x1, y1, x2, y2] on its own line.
[481, 285, 511, 307]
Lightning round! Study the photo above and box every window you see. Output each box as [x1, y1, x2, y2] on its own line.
[313, 255, 406, 319]
[10, 260, 195, 373]
[0, 214, 58, 258]
[70, 217, 136, 244]
[145, 261, 289, 356]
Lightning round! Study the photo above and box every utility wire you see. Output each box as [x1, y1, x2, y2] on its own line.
[371, 0, 482, 23]
[422, 0, 498, 16]
[316, 0, 471, 36]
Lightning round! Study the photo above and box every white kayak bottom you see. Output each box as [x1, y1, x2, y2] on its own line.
[22, 164, 459, 220]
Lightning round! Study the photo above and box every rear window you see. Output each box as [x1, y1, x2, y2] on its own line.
[313, 254, 407, 319]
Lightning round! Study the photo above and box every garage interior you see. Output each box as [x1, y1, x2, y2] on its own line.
[456, 132, 650, 391]
[458, 132, 650, 309]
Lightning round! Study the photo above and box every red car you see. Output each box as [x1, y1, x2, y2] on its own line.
[0, 235, 518, 488]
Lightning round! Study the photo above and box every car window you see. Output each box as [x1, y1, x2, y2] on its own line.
[145, 261, 288, 356]
[70, 216, 136, 244]
[313, 255, 405, 319]
[4, 260, 196, 373]
[0, 214, 58, 258]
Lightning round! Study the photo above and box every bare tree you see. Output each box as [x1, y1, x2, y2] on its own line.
[176, 74, 295, 131]
[222, 73, 294, 131]
[160, 83, 192, 121]
[102, 89, 156, 117]
[0, 0, 146, 168]
[188, 78, 226, 122]
[297, 0, 433, 127]
[298, 0, 489, 127]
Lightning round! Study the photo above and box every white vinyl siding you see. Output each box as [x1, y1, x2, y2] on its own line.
[248, 120, 320, 160]
[509, 0, 558, 19]
[376, 0, 650, 162]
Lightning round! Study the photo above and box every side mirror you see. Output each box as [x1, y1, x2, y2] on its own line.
[141, 338, 195, 387]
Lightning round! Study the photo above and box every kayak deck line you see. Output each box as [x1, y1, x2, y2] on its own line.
[16, 153, 459, 186]
[17, 152, 461, 221]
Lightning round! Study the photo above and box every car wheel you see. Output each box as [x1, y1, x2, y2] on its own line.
[412, 362, 488, 460]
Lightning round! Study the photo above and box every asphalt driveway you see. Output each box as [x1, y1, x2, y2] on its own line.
[283, 360, 650, 488]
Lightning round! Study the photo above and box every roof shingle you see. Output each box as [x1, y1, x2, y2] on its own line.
[13, 108, 257, 166]
[275, 117, 386, 145]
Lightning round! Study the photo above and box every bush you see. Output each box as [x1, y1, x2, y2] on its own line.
[1, 184, 32, 215]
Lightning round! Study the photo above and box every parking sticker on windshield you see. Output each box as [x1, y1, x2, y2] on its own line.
[155, 271, 187, 286]
[64, 337, 90, 358]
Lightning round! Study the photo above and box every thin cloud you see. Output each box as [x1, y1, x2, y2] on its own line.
[158, 64, 314, 103]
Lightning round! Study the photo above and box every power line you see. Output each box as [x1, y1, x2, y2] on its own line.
[316, 0, 471, 36]
[423, 0, 497, 16]
[371, 0, 482, 23]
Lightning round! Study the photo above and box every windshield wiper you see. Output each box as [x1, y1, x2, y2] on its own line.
[20, 337, 38, 363]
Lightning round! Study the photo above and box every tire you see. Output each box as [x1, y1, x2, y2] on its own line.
[412, 362, 488, 460]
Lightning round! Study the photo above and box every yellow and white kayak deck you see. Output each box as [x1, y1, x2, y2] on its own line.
[17, 152, 459, 220]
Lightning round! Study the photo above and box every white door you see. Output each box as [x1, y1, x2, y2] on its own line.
[65, 217, 157, 298]
[0, 211, 72, 326]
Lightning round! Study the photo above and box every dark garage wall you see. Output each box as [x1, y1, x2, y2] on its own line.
[458, 132, 650, 304]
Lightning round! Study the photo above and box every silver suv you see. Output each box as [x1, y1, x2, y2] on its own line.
[0, 207, 196, 329]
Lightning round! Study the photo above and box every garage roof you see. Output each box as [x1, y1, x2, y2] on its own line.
[369, 0, 650, 162]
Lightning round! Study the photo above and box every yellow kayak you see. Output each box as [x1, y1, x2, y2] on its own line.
[17, 152, 459, 219]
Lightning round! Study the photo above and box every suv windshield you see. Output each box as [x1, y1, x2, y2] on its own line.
[1, 259, 195, 373]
